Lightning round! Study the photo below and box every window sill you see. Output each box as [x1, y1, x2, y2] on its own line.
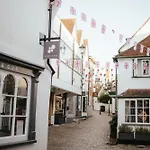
[123, 123, 150, 126]
[0, 140, 37, 149]
[132, 76, 150, 78]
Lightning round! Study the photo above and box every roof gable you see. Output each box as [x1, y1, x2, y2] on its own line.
[61, 18, 76, 34]
[76, 30, 82, 45]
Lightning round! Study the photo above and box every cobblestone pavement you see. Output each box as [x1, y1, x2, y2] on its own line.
[48, 111, 150, 150]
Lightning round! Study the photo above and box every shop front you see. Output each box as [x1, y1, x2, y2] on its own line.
[0, 53, 44, 149]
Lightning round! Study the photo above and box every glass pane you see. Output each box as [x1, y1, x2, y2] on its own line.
[125, 101, 129, 107]
[14, 117, 26, 135]
[125, 116, 129, 122]
[2, 74, 15, 95]
[1, 96, 14, 115]
[0, 117, 13, 137]
[131, 116, 135, 122]
[17, 78, 28, 96]
[16, 98, 27, 115]
[137, 115, 143, 123]
[131, 108, 135, 115]
[144, 100, 149, 107]
[125, 108, 130, 115]
[131, 101, 135, 107]
[137, 100, 143, 107]
[144, 108, 149, 123]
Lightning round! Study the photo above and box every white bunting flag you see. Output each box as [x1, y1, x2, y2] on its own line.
[140, 44, 144, 53]
[147, 48, 150, 56]
[133, 42, 138, 50]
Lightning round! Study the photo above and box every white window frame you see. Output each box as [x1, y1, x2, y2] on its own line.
[125, 99, 150, 125]
[141, 60, 150, 76]
[0, 70, 31, 145]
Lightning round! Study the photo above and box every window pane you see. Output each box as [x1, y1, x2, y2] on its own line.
[125, 116, 129, 122]
[125, 107, 130, 115]
[17, 78, 28, 96]
[143, 61, 149, 75]
[131, 101, 135, 107]
[131, 108, 135, 115]
[1, 96, 14, 115]
[125, 101, 129, 107]
[14, 117, 26, 136]
[16, 98, 27, 115]
[0, 117, 13, 137]
[137, 100, 143, 107]
[144, 108, 149, 123]
[137, 115, 143, 123]
[144, 100, 149, 107]
[2, 74, 15, 95]
[131, 116, 135, 122]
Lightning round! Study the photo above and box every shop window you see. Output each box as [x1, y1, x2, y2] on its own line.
[125, 99, 150, 123]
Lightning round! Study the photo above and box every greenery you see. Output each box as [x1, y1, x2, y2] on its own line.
[119, 124, 133, 133]
[109, 115, 117, 138]
[98, 93, 112, 104]
[136, 127, 150, 134]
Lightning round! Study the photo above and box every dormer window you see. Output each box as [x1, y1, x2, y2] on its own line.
[142, 60, 150, 76]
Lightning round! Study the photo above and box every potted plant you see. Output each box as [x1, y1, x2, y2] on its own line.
[135, 127, 150, 141]
[109, 115, 117, 138]
[118, 124, 134, 140]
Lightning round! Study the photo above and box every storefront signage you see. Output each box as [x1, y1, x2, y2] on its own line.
[43, 41, 60, 59]
[0, 61, 33, 76]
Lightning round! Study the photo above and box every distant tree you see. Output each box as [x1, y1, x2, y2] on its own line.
[97, 93, 112, 104]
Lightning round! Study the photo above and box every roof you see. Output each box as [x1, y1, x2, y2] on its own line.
[115, 17, 150, 58]
[61, 18, 76, 34]
[117, 89, 150, 98]
[76, 30, 82, 45]
[115, 35, 150, 58]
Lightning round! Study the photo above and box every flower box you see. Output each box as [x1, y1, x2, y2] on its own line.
[119, 132, 134, 140]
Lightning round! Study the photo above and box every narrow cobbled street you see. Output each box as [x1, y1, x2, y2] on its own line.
[48, 111, 150, 150]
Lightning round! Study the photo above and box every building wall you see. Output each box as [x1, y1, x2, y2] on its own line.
[117, 58, 150, 95]
[0, 0, 58, 149]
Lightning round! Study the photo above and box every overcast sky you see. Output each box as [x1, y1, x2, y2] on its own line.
[57, 0, 150, 67]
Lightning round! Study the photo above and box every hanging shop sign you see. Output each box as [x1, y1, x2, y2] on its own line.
[43, 41, 60, 59]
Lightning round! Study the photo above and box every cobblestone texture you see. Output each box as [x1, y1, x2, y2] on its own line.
[48, 111, 150, 150]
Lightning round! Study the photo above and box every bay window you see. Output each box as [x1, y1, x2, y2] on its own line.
[125, 99, 150, 124]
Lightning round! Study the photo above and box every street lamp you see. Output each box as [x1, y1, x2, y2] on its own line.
[79, 44, 86, 116]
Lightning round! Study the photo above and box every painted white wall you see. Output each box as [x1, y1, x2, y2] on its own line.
[0, 0, 59, 149]
[117, 58, 150, 95]
[51, 16, 82, 95]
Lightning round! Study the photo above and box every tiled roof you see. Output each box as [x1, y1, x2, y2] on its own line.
[61, 18, 76, 34]
[118, 89, 150, 98]
[76, 30, 82, 45]
[115, 35, 150, 58]
[115, 17, 150, 58]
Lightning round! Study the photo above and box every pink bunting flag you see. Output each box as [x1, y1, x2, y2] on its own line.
[133, 42, 138, 50]
[66, 59, 70, 66]
[91, 18, 96, 28]
[81, 12, 87, 22]
[56, 59, 60, 66]
[133, 63, 137, 69]
[95, 61, 99, 68]
[124, 62, 129, 69]
[140, 44, 144, 53]
[119, 34, 123, 43]
[76, 60, 80, 68]
[147, 48, 150, 56]
[56, 0, 62, 7]
[126, 38, 131, 46]
[70, 6, 76, 15]
[85, 61, 88, 67]
[101, 24, 106, 34]
[106, 62, 110, 69]
[115, 62, 119, 69]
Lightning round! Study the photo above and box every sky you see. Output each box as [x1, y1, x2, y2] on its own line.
[57, 0, 150, 67]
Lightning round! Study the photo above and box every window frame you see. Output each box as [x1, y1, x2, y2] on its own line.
[0, 70, 31, 145]
[125, 99, 150, 125]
